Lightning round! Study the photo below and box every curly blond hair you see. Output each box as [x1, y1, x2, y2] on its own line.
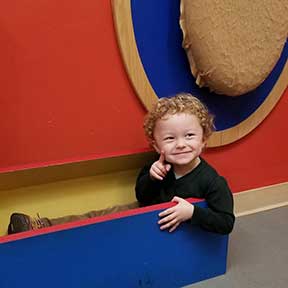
[144, 93, 214, 143]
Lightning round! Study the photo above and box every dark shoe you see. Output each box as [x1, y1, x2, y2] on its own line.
[8, 213, 51, 234]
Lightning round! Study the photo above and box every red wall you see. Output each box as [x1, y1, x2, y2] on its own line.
[0, 0, 147, 171]
[203, 89, 288, 192]
[0, 1, 287, 193]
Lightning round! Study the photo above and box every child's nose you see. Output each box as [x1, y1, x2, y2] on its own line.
[176, 138, 186, 148]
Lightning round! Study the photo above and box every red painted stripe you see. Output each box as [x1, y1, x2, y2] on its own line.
[0, 198, 203, 244]
[0, 147, 151, 173]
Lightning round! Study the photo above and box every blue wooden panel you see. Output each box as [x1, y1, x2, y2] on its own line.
[0, 201, 228, 288]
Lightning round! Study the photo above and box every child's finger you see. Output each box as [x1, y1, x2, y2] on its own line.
[159, 218, 178, 231]
[169, 222, 180, 233]
[165, 163, 171, 172]
[158, 213, 174, 225]
[155, 163, 168, 175]
[158, 207, 174, 218]
[150, 170, 163, 180]
[153, 166, 166, 178]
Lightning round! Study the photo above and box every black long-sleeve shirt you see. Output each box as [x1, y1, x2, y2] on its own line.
[135, 157, 235, 234]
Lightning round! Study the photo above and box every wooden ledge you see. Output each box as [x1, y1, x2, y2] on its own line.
[234, 182, 288, 217]
[0, 151, 157, 191]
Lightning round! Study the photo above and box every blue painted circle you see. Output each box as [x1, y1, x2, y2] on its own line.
[131, 0, 287, 131]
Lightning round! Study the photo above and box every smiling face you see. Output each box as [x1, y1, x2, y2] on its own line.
[152, 113, 206, 175]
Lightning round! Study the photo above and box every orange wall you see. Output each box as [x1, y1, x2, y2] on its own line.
[0, 1, 287, 193]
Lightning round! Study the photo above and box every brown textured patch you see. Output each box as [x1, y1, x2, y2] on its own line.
[180, 0, 288, 96]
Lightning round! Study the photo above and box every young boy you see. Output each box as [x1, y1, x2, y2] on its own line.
[135, 93, 234, 234]
[7, 93, 234, 235]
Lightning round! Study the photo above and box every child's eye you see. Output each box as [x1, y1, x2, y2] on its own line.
[164, 136, 174, 141]
[186, 133, 195, 138]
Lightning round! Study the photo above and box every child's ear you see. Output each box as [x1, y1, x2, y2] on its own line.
[201, 138, 208, 150]
[151, 140, 160, 154]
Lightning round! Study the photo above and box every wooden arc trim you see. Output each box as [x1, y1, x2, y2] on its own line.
[111, 0, 158, 111]
[111, 0, 288, 147]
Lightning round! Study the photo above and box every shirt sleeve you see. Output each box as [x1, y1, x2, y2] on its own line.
[191, 176, 235, 234]
[135, 164, 162, 206]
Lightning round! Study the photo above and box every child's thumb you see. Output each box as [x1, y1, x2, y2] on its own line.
[159, 151, 165, 163]
[172, 196, 181, 203]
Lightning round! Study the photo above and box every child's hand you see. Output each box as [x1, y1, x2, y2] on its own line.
[149, 151, 171, 181]
[158, 196, 194, 232]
